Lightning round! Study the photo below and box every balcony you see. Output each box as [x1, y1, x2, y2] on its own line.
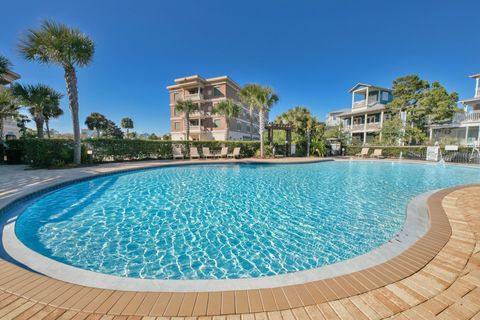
[347, 122, 382, 132]
[352, 96, 378, 109]
[183, 93, 204, 101]
[453, 111, 480, 123]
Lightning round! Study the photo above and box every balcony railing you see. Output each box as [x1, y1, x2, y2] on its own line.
[453, 111, 480, 123]
[346, 122, 382, 132]
[183, 93, 204, 101]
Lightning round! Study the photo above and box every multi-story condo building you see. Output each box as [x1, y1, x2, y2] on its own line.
[337, 83, 394, 144]
[0, 69, 21, 139]
[167, 75, 261, 141]
[428, 73, 480, 145]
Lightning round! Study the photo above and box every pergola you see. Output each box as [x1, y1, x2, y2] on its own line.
[265, 122, 293, 157]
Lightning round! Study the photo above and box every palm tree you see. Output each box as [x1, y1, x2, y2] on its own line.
[85, 112, 108, 138]
[0, 89, 19, 143]
[252, 86, 279, 158]
[19, 21, 95, 164]
[13, 84, 62, 138]
[0, 55, 13, 82]
[121, 117, 134, 135]
[275, 106, 320, 156]
[43, 102, 64, 138]
[212, 99, 241, 140]
[175, 99, 199, 141]
[239, 84, 261, 140]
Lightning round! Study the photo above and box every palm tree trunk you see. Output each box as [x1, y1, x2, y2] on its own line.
[35, 117, 44, 139]
[45, 120, 51, 138]
[259, 108, 265, 158]
[64, 65, 81, 165]
[225, 118, 230, 140]
[0, 118, 4, 143]
[249, 107, 253, 140]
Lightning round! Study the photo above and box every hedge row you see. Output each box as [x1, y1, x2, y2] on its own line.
[7, 139, 88, 167]
[84, 139, 261, 162]
[6, 139, 261, 167]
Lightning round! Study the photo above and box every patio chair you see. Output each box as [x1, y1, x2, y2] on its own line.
[370, 149, 385, 159]
[202, 147, 215, 159]
[172, 147, 184, 160]
[219, 147, 228, 158]
[190, 147, 200, 160]
[355, 147, 369, 158]
[227, 147, 241, 159]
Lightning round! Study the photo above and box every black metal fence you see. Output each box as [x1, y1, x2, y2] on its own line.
[403, 148, 480, 164]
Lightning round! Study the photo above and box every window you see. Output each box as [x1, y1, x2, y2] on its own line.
[173, 92, 181, 102]
[189, 119, 199, 126]
[174, 122, 180, 130]
[213, 86, 222, 97]
[382, 91, 390, 101]
[214, 119, 221, 128]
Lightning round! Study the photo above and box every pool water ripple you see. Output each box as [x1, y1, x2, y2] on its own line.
[14, 161, 480, 280]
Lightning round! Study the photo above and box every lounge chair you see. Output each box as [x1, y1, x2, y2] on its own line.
[355, 147, 369, 158]
[219, 147, 228, 158]
[227, 147, 241, 159]
[190, 147, 200, 159]
[202, 147, 215, 159]
[172, 147, 184, 160]
[370, 149, 385, 159]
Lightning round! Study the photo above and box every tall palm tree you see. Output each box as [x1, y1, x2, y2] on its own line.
[85, 112, 108, 138]
[43, 101, 64, 138]
[175, 99, 199, 157]
[239, 84, 260, 140]
[175, 99, 199, 141]
[19, 21, 95, 164]
[212, 99, 241, 140]
[121, 117, 134, 135]
[13, 84, 62, 138]
[0, 89, 19, 142]
[252, 86, 279, 158]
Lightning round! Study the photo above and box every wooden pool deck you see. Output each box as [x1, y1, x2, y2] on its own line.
[0, 159, 479, 319]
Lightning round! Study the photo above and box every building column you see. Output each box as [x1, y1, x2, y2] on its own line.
[429, 128, 433, 142]
[363, 114, 368, 145]
[365, 88, 369, 107]
[379, 111, 384, 142]
[465, 126, 469, 145]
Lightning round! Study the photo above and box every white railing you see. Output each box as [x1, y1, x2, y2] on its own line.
[366, 122, 381, 130]
[352, 101, 366, 109]
[183, 93, 204, 101]
[351, 124, 364, 131]
[453, 111, 480, 123]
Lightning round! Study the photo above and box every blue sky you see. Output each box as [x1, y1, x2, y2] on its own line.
[1, 0, 479, 135]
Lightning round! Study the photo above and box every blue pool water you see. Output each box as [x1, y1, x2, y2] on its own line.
[14, 161, 480, 280]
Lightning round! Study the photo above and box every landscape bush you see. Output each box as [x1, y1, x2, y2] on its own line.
[7, 139, 87, 167]
[7, 139, 261, 167]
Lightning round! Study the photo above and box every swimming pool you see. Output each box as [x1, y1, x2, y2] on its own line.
[13, 161, 480, 280]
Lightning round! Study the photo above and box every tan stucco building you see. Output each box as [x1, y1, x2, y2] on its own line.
[167, 75, 261, 141]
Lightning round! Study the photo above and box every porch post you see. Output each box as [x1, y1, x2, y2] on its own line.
[379, 111, 384, 142]
[465, 126, 469, 145]
[363, 114, 368, 144]
[429, 128, 433, 142]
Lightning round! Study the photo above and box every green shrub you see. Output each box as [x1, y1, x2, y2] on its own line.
[85, 139, 260, 162]
[7, 139, 87, 167]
